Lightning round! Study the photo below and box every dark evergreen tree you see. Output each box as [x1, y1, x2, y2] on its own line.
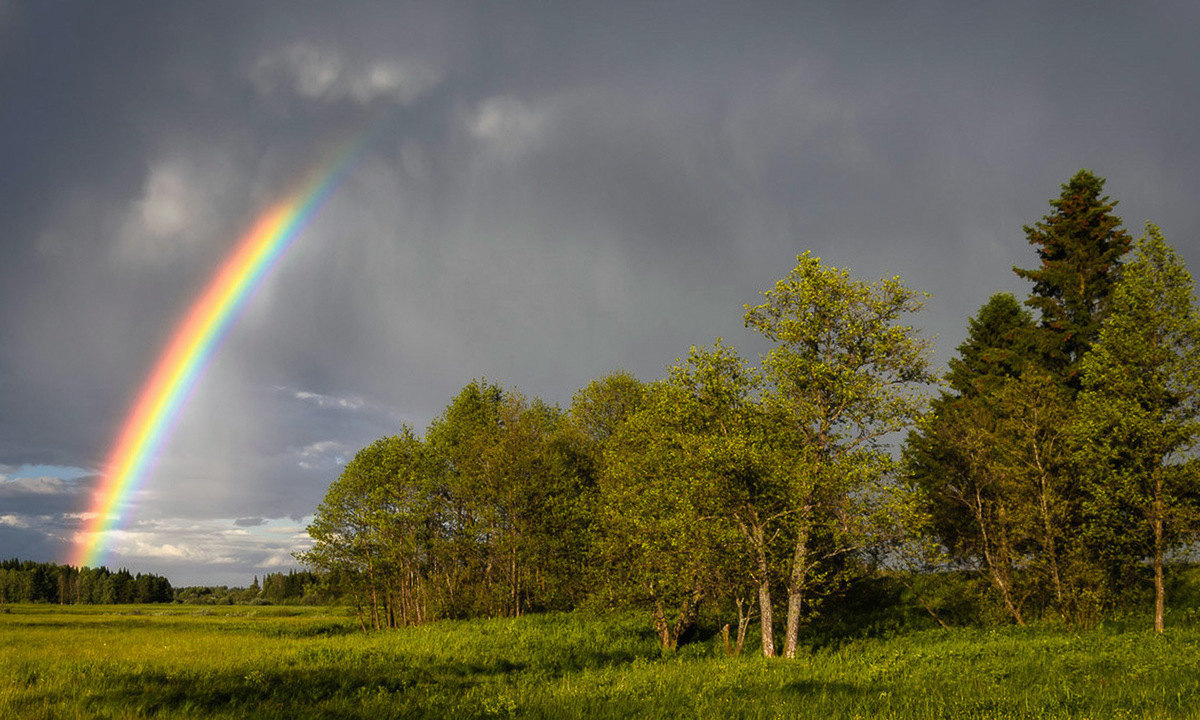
[906, 294, 1041, 622]
[1013, 169, 1132, 385]
[944, 293, 1038, 397]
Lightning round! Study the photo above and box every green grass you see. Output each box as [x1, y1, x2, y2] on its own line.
[2, 604, 1199, 718]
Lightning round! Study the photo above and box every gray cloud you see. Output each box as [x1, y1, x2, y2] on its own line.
[2, 1, 1199, 585]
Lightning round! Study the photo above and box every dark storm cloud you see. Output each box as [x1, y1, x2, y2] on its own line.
[2, 1, 1199, 584]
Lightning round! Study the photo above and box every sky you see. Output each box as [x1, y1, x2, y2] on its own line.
[2, 1, 1199, 587]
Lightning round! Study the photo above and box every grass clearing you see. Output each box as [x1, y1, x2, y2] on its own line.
[2, 604, 1199, 718]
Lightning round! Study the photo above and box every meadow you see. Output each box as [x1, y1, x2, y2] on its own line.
[3, 603, 1200, 719]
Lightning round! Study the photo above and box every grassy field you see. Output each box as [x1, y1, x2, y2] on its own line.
[3, 604, 1200, 719]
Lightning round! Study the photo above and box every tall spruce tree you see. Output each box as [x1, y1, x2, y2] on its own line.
[1014, 170, 1132, 385]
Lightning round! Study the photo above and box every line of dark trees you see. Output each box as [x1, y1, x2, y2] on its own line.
[300, 170, 1200, 651]
[173, 570, 325, 605]
[0, 560, 330, 607]
[0, 559, 173, 604]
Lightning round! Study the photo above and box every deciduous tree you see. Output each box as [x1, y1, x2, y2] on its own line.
[746, 252, 935, 657]
[1073, 225, 1200, 632]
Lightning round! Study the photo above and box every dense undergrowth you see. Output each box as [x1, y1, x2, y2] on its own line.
[3, 602, 1200, 719]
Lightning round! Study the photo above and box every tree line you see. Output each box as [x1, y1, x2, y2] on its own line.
[173, 570, 326, 605]
[0, 559, 173, 604]
[300, 170, 1200, 649]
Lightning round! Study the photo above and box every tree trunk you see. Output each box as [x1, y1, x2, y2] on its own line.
[783, 524, 810, 658]
[1036, 465, 1065, 614]
[735, 598, 751, 655]
[652, 599, 673, 649]
[1154, 476, 1165, 634]
[972, 487, 1025, 626]
[751, 523, 776, 657]
[722, 599, 754, 657]
[366, 553, 382, 630]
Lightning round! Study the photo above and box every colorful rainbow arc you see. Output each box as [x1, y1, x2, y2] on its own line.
[72, 135, 369, 569]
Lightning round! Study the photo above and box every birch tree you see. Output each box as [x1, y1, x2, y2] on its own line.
[745, 252, 934, 657]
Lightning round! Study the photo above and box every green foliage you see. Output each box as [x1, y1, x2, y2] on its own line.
[906, 293, 1040, 565]
[944, 293, 1038, 397]
[301, 380, 594, 628]
[1073, 225, 1200, 629]
[594, 342, 759, 650]
[0, 559, 172, 605]
[744, 251, 935, 656]
[912, 168, 1143, 627]
[1014, 169, 1132, 382]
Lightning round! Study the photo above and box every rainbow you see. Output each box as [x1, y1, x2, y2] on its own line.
[72, 135, 369, 568]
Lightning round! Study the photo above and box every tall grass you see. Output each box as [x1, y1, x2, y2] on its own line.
[2, 604, 1199, 718]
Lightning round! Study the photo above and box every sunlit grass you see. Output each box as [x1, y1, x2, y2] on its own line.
[2, 604, 1199, 718]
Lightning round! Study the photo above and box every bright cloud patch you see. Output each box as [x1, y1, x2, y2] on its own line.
[0, 476, 70, 496]
[251, 44, 441, 106]
[468, 96, 546, 157]
[0, 514, 31, 529]
[116, 154, 242, 263]
[296, 440, 350, 470]
[292, 390, 365, 410]
[92, 516, 314, 576]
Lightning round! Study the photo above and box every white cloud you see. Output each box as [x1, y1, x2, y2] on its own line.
[468, 96, 546, 157]
[348, 60, 442, 104]
[116, 154, 242, 264]
[257, 549, 302, 568]
[250, 44, 440, 106]
[90, 516, 313, 572]
[292, 390, 364, 410]
[0, 514, 30, 528]
[296, 440, 350, 470]
[0, 476, 70, 496]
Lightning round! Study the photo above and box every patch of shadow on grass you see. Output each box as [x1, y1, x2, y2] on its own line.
[778, 679, 863, 700]
[263, 622, 359, 639]
[87, 658, 533, 718]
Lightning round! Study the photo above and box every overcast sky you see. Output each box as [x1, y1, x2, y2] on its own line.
[2, 1, 1198, 586]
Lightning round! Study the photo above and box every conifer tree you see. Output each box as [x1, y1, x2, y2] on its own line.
[1014, 169, 1132, 385]
[905, 294, 1041, 623]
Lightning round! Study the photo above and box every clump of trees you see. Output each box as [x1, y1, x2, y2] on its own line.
[301, 253, 936, 648]
[301, 169, 1200, 646]
[906, 171, 1200, 632]
[298, 386, 593, 630]
[173, 570, 324, 605]
[0, 559, 172, 604]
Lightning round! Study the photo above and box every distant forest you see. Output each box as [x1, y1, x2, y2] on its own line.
[0, 559, 321, 607]
[298, 169, 1200, 653]
[0, 559, 172, 604]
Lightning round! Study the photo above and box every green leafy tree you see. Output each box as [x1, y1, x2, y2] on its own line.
[595, 343, 761, 650]
[988, 371, 1078, 621]
[426, 381, 591, 617]
[1014, 169, 1132, 384]
[570, 370, 647, 449]
[746, 252, 935, 657]
[1073, 225, 1200, 632]
[425, 380, 506, 617]
[299, 430, 433, 629]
